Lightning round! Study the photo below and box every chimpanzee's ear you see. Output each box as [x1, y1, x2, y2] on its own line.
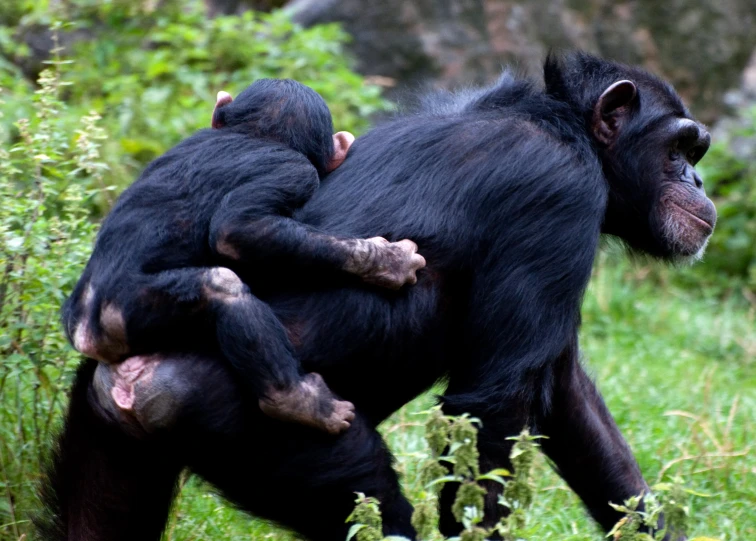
[592, 80, 637, 146]
[325, 131, 356, 172]
[211, 91, 233, 129]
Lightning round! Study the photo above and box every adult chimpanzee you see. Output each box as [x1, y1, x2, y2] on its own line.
[40, 53, 715, 541]
[62, 78, 426, 435]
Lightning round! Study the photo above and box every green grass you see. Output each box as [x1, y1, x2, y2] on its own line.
[164, 258, 756, 541]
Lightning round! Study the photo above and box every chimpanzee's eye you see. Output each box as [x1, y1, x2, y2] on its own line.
[686, 148, 701, 164]
[668, 150, 680, 161]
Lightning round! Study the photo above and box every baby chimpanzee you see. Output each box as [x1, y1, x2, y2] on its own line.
[63, 79, 425, 434]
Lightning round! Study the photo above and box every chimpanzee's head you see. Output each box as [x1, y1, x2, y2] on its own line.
[211, 79, 352, 176]
[545, 53, 717, 262]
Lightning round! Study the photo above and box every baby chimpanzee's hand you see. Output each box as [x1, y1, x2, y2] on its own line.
[356, 237, 427, 290]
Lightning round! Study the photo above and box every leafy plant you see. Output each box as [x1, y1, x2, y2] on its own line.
[347, 409, 720, 541]
[0, 36, 106, 540]
[348, 410, 541, 541]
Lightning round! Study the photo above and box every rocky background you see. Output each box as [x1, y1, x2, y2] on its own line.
[208, 0, 756, 127]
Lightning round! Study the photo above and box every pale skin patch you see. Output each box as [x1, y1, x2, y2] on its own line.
[72, 324, 98, 360]
[201, 267, 245, 302]
[72, 284, 96, 357]
[72, 285, 129, 362]
[326, 131, 355, 172]
[99, 302, 128, 356]
[108, 355, 156, 411]
[92, 355, 181, 436]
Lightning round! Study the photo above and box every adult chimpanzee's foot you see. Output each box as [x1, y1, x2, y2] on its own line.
[259, 372, 355, 435]
[344, 236, 426, 289]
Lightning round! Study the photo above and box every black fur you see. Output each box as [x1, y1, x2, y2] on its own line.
[42, 53, 713, 540]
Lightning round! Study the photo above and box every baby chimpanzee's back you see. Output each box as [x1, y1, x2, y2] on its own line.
[82, 79, 336, 281]
[90, 131, 311, 276]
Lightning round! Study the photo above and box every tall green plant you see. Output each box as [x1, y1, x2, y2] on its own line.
[0, 35, 105, 539]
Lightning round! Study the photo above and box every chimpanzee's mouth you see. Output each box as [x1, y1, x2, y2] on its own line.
[671, 203, 714, 232]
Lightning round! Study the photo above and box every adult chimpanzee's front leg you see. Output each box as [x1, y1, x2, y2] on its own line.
[208, 179, 425, 290]
[536, 348, 654, 532]
[439, 344, 659, 539]
[86, 354, 416, 541]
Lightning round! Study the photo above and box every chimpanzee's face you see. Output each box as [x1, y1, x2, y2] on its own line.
[594, 80, 717, 262]
[649, 117, 716, 260]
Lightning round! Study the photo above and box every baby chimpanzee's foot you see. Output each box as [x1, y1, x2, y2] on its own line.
[258, 373, 355, 435]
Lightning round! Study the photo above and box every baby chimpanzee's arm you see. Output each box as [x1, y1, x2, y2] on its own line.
[208, 165, 425, 290]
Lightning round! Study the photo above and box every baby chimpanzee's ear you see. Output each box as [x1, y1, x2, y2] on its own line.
[326, 131, 356, 172]
[211, 91, 234, 129]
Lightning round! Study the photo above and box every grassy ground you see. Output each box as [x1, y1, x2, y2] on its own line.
[163, 257, 756, 541]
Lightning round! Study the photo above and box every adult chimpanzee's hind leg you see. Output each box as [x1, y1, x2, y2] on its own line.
[111, 267, 355, 435]
[36, 359, 182, 541]
[87, 353, 416, 541]
[190, 410, 416, 541]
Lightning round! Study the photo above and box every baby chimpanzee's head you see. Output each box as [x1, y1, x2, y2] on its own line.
[211, 79, 338, 176]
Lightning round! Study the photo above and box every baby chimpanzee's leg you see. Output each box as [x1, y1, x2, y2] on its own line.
[112, 267, 355, 435]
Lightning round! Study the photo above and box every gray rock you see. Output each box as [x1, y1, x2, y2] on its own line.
[289, 0, 756, 123]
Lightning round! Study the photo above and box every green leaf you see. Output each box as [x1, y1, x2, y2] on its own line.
[345, 524, 365, 541]
[425, 475, 462, 488]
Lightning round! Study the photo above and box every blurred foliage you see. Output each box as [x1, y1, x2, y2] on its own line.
[0, 0, 389, 204]
[696, 110, 756, 293]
